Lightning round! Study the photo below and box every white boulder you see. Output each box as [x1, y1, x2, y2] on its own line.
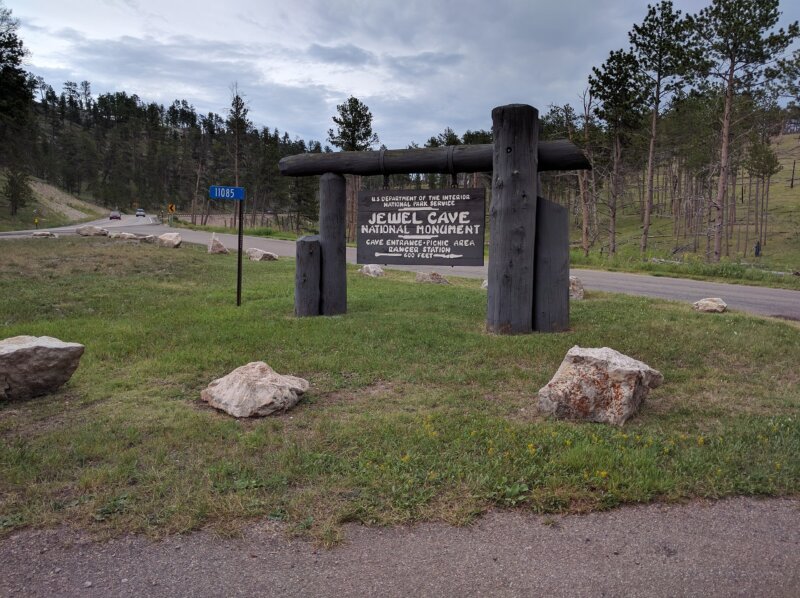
[246, 248, 278, 261]
[481, 279, 488, 290]
[359, 264, 384, 277]
[201, 362, 309, 418]
[692, 298, 727, 313]
[208, 233, 229, 254]
[538, 346, 663, 426]
[569, 276, 585, 300]
[30, 231, 58, 238]
[415, 271, 449, 285]
[76, 225, 108, 237]
[156, 232, 182, 248]
[0, 336, 85, 400]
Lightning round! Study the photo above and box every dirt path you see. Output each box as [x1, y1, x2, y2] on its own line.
[28, 181, 107, 221]
[2, 496, 798, 597]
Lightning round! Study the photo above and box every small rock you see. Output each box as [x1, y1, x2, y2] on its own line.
[76, 225, 108, 237]
[245, 248, 278, 261]
[208, 233, 230, 254]
[156, 232, 182, 248]
[84, 581, 92, 588]
[538, 346, 663, 426]
[569, 276, 585, 300]
[201, 361, 309, 418]
[415, 271, 449, 285]
[140, 235, 155, 244]
[359, 264, 384, 277]
[1, 335, 85, 401]
[692, 298, 727, 313]
[481, 279, 488, 290]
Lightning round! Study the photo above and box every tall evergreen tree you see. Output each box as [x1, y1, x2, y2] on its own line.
[589, 49, 647, 254]
[629, 0, 694, 255]
[688, 0, 799, 261]
[0, 1, 33, 164]
[327, 96, 379, 240]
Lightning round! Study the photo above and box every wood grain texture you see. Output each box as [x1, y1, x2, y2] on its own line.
[279, 140, 589, 177]
[319, 173, 347, 315]
[486, 104, 538, 334]
[295, 235, 321, 317]
[533, 198, 570, 332]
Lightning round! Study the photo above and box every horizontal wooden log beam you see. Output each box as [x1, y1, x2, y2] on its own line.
[279, 140, 590, 177]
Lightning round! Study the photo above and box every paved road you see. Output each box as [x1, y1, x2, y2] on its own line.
[1, 497, 798, 597]
[4, 218, 799, 320]
[67, 220, 800, 320]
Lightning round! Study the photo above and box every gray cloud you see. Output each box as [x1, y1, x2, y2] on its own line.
[17, 0, 800, 151]
[307, 43, 376, 66]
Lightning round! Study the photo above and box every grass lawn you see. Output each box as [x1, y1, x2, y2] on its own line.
[1, 237, 798, 545]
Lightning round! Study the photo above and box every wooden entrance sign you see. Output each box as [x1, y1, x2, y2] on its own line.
[279, 104, 590, 333]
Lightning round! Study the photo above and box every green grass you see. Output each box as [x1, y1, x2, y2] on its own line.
[171, 220, 313, 241]
[0, 238, 798, 544]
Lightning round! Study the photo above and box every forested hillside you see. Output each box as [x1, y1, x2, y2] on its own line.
[1, 0, 799, 269]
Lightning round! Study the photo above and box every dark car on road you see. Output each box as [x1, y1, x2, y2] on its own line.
[109, 210, 121, 220]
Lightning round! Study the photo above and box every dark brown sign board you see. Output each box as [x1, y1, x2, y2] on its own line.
[357, 188, 486, 266]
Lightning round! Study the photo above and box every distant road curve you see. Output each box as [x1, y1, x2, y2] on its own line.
[4, 220, 799, 321]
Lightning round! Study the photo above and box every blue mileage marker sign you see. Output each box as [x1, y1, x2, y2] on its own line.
[209, 185, 245, 200]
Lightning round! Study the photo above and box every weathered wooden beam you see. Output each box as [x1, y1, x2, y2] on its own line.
[533, 198, 569, 332]
[295, 235, 321, 317]
[279, 140, 589, 177]
[486, 104, 538, 335]
[319, 173, 347, 315]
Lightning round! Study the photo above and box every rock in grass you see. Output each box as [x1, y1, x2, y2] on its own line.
[692, 298, 727, 313]
[76, 225, 108, 237]
[415, 271, 449, 285]
[246, 248, 278, 261]
[201, 362, 309, 417]
[481, 279, 488, 290]
[569, 276, 585, 300]
[0, 335, 85, 400]
[359, 264, 384, 277]
[208, 233, 229, 254]
[156, 232, 182, 248]
[30, 231, 58, 238]
[538, 346, 663, 426]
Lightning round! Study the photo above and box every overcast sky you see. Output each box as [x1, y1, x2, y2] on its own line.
[15, 0, 800, 149]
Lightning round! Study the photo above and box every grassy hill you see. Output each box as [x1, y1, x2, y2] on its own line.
[579, 134, 800, 274]
[0, 173, 107, 232]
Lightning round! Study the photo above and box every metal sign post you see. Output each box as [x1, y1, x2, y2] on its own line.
[208, 186, 246, 306]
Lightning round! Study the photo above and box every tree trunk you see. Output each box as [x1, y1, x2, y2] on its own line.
[712, 62, 735, 262]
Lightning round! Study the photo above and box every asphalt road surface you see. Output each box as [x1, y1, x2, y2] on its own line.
[6, 217, 797, 321]
[1, 497, 798, 597]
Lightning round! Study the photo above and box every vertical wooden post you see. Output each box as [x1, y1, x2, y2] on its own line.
[295, 235, 321, 316]
[319, 173, 347, 315]
[533, 198, 569, 332]
[486, 104, 539, 334]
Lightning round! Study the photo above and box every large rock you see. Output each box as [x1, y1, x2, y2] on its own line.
[108, 232, 138, 240]
[201, 361, 309, 418]
[538, 346, 663, 426]
[208, 233, 230, 254]
[156, 232, 182, 248]
[359, 264, 384, 277]
[415, 271, 449, 285]
[692, 298, 727, 313]
[569, 276, 585, 300]
[30, 231, 58, 238]
[246, 248, 278, 261]
[0, 336, 85, 400]
[76, 225, 108, 237]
